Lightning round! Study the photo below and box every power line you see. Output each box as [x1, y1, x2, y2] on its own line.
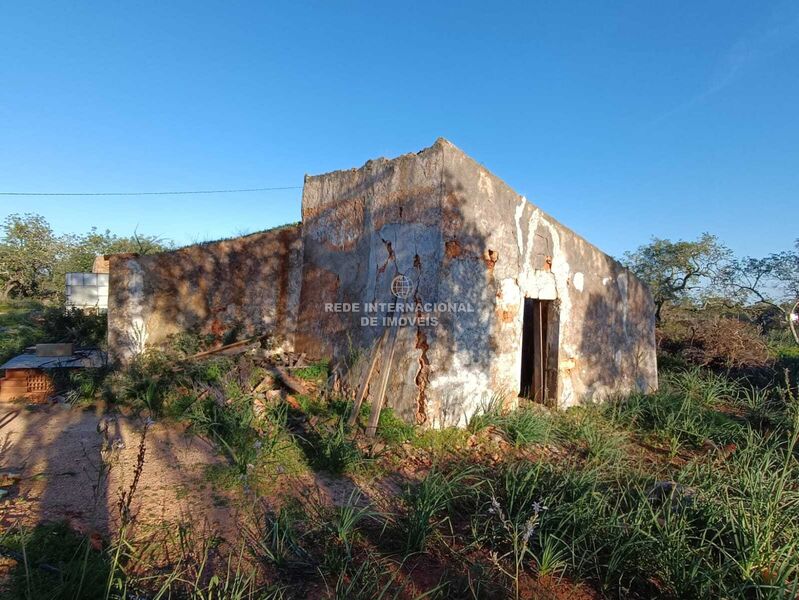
[0, 186, 302, 197]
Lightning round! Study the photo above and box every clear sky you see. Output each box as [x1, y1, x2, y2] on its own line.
[1, 2, 797, 258]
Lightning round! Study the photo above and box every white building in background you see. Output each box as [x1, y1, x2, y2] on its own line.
[66, 272, 109, 311]
[65, 255, 111, 311]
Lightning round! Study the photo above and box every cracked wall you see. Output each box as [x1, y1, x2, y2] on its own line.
[108, 138, 656, 426]
[433, 140, 657, 419]
[297, 139, 657, 426]
[295, 143, 446, 424]
[108, 225, 303, 363]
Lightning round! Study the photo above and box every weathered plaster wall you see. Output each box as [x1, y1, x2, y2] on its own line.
[108, 225, 303, 363]
[434, 141, 658, 422]
[297, 139, 657, 426]
[107, 138, 656, 426]
[295, 143, 446, 424]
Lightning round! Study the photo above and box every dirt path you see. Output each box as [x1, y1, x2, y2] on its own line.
[0, 402, 240, 539]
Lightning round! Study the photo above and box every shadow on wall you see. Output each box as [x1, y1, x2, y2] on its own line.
[576, 279, 657, 398]
[296, 158, 497, 426]
[110, 225, 303, 362]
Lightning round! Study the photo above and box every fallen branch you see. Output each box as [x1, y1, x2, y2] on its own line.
[265, 364, 309, 396]
[186, 337, 261, 361]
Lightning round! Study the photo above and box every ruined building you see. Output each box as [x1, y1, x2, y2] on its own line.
[108, 139, 657, 426]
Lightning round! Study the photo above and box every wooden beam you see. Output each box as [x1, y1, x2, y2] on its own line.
[347, 330, 388, 427]
[366, 324, 399, 438]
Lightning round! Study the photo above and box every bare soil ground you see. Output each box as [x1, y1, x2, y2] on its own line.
[0, 402, 239, 539]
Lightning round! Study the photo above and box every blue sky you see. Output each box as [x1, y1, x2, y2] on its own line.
[1, 1, 797, 258]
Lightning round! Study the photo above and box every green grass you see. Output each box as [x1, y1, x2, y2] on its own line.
[557, 409, 629, 464]
[6, 353, 799, 599]
[307, 419, 363, 474]
[604, 369, 748, 451]
[411, 426, 470, 456]
[453, 370, 799, 598]
[1, 521, 110, 600]
[401, 468, 473, 552]
[468, 395, 552, 446]
[294, 359, 330, 382]
[375, 408, 416, 445]
[776, 345, 799, 360]
[293, 393, 329, 416]
[310, 489, 380, 571]
[248, 505, 309, 570]
[0, 300, 47, 364]
[327, 554, 416, 600]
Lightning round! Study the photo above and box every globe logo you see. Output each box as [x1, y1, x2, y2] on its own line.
[390, 274, 412, 299]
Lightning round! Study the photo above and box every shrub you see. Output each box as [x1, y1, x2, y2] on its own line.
[658, 310, 772, 370]
[309, 420, 362, 474]
[402, 468, 472, 552]
[0, 301, 106, 364]
[0, 300, 48, 363]
[40, 305, 107, 348]
[190, 396, 259, 473]
[49, 365, 109, 404]
[102, 349, 177, 414]
[690, 317, 771, 369]
[469, 397, 551, 446]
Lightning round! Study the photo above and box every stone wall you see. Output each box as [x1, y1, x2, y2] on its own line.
[107, 139, 656, 427]
[295, 143, 447, 425]
[296, 139, 657, 426]
[108, 225, 303, 363]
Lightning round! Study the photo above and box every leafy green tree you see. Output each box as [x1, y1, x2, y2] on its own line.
[58, 227, 169, 276]
[717, 241, 799, 344]
[0, 213, 65, 299]
[624, 234, 730, 322]
[0, 213, 169, 300]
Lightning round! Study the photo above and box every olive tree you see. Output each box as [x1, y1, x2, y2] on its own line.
[717, 241, 799, 344]
[0, 213, 169, 301]
[623, 233, 730, 322]
[0, 213, 65, 299]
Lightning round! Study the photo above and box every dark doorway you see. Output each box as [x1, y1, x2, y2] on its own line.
[520, 298, 556, 404]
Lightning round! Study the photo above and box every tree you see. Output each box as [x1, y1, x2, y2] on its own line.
[0, 213, 65, 299]
[0, 213, 170, 301]
[717, 241, 799, 344]
[624, 234, 730, 322]
[59, 227, 169, 275]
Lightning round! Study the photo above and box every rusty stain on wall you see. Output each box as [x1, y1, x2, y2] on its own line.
[108, 225, 303, 363]
[108, 138, 658, 427]
[445, 240, 462, 259]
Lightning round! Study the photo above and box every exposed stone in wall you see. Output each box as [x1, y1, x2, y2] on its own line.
[295, 143, 446, 424]
[92, 255, 110, 274]
[297, 138, 657, 425]
[108, 138, 657, 427]
[436, 141, 657, 413]
[108, 225, 303, 363]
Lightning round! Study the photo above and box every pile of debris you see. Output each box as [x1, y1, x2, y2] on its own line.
[184, 335, 315, 396]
